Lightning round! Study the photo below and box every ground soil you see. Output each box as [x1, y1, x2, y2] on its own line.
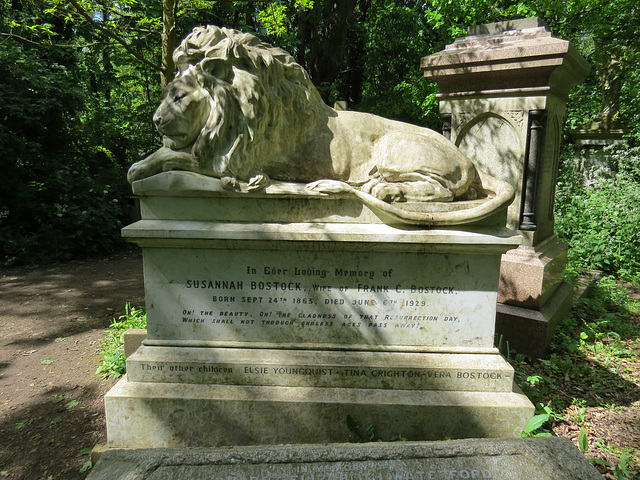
[0, 249, 144, 479]
[0, 250, 638, 479]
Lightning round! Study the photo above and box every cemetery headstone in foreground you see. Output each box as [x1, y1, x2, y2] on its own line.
[87, 438, 603, 480]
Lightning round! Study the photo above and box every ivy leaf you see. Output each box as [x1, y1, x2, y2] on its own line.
[578, 427, 589, 452]
[523, 413, 550, 434]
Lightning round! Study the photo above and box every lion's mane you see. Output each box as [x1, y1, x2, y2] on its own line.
[175, 26, 331, 181]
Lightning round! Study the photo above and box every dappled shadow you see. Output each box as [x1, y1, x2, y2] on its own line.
[0, 249, 144, 350]
[0, 249, 144, 479]
[0, 249, 144, 324]
[513, 281, 640, 414]
[0, 382, 110, 480]
[113, 213, 528, 448]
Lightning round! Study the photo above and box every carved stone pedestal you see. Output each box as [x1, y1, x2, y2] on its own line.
[422, 18, 589, 356]
[104, 172, 533, 448]
[494, 237, 574, 356]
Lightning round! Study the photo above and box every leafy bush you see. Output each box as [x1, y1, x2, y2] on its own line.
[96, 304, 147, 378]
[0, 39, 136, 265]
[555, 146, 640, 281]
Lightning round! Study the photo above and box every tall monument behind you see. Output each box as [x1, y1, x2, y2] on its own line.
[422, 18, 590, 357]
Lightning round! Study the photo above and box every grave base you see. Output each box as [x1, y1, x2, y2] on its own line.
[495, 282, 574, 358]
[107, 171, 533, 448]
[105, 377, 533, 448]
[87, 437, 603, 480]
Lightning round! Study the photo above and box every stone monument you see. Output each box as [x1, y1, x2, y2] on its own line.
[87, 438, 604, 480]
[104, 26, 533, 449]
[422, 18, 590, 357]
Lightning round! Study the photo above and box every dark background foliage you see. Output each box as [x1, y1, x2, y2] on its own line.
[1, 0, 638, 267]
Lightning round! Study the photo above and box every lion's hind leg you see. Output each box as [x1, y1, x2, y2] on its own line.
[362, 178, 405, 203]
[363, 176, 454, 203]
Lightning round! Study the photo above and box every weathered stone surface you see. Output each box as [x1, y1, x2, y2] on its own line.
[496, 282, 574, 358]
[132, 171, 510, 228]
[107, 171, 531, 447]
[105, 380, 533, 447]
[87, 438, 603, 480]
[123, 328, 147, 358]
[498, 236, 569, 309]
[127, 347, 515, 392]
[128, 26, 514, 228]
[421, 18, 589, 244]
[134, 242, 512, 353]
[421, 18, 588, 357]
[421, 18, 589, 99]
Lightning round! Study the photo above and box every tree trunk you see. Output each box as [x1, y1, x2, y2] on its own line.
[598, 56, 623, 128]
[308, 0, 358, 101]
[161, 0, 179, 90]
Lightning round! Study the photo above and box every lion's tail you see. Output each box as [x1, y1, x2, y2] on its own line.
[344, 170, 515, 227]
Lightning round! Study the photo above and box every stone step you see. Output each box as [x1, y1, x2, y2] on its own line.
[126, 345, 516, 392]
[104, 378, 534, 448]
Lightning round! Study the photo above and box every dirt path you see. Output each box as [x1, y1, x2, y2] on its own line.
[1, 250, 638, 479]
[0, 249, 144, 479]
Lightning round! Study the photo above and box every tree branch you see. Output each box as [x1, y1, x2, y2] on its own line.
[0, 32, 104, 49]
[67, 0, 164, 74]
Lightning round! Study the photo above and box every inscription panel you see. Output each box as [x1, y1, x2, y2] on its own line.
[127, 358, 513, 391]
[144, 248, 500, 350]
[88, 438, 603, 480]
[148, 457, 541, 480]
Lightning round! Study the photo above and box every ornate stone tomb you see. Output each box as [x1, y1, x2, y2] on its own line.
[105, 173, 533, 448]
[104, 26, 533, 449]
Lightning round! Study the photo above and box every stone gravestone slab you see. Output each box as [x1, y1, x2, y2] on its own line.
[86, 438, 603, 480]
[105, 173, 532, 448]
[104, 26, 534, 449]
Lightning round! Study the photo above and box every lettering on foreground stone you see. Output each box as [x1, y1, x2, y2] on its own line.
[143, 248, 500, 350]
[85, 438, 604, 480]
[127, 25, 514, 226]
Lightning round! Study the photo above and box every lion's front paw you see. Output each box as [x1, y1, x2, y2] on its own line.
[306, 180, 352, 194]
[128, 158, 163, 184]
[247, 172, 270, 191]
[221, 177, 241, 191]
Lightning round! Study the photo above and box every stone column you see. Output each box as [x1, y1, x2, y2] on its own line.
[422, 18, 590, 357]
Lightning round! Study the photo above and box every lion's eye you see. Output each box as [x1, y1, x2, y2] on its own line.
[173, 92, 188, 103]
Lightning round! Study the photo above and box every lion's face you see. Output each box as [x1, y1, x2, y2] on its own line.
[153, 74, 212, 150]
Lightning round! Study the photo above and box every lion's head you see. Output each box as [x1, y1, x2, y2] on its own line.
[153, 71, 212, 151]
[155, 25, 331, 180]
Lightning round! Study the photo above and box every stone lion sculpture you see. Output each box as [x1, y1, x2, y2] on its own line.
[128, 26, 514, 225]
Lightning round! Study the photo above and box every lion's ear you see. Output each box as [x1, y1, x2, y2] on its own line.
[199, 58, 232, 83]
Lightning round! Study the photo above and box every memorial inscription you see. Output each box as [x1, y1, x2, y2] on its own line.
[104, 24, 536, 448]
[150, 460, 499, 480]
[143, 248, 499, 351]
[88, 438, 604, 480]
[128, 358, 512, 391]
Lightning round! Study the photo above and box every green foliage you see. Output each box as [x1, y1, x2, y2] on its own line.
[555, 147, 640, 281]
[346, 415, 377, 443]
[2, 0, 639, 266]
[0, 2, 162, 265]
[96, 304, 147, 378]
[521, 413, 553, 437]
[512, 278, 640, 476]
[355, 1, 442, 127]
